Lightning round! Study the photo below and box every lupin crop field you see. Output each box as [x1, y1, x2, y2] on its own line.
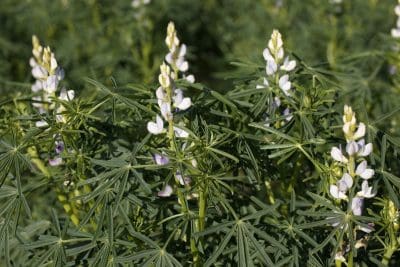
[2, 0, 400, 266]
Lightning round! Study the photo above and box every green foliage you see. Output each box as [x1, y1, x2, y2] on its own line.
[1, 0, 400, 266]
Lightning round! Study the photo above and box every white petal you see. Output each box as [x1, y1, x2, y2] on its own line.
[179, 44, 187, 57]
[154, 154, 169, 165]
[338, 173, 353, 191]
[177, 60, 189, 72]
[185, 74, 195, 83]
[277, 47, 284, 60]
[176, 172, 185, 185]
[156, 87, 166, 101]
[266, 60, 277, 75]
[353, 123, 366, 140]
[355, 161, 367, 176]
[330, 185, 347, 199]
[32, 65, 48, 79]
[31, 80, 43, 92]
[279, 74, 291, 92]
[35, 120, 48, 128]
[263, 48, 273, 61]
[56, 67, 65, 80]
[360, 169, 374, 180]
[177, 97, 191, 110]
[346, 141, 359, 156]
[160, 103, 172, 121]
[158, 184, 173, 197]
[29, 57, 37, 67]
[165, 52, 173, 64]
[351, 197, 363, 216]
[358, 143, 373, 157]
[50, 56, 58, 72]
[49, 157, 63, 166]
[147, 116, 164, 135]
[342, 122, 351, 136]
[357, 181, 375, 198]
[281, 57, 296, 71]
[395, 5, 400, 16]
[331, 147, 348, 163]
[174, 126, 189, 138]
[273, 96, 281, 107]
[283, 108, 293, 121]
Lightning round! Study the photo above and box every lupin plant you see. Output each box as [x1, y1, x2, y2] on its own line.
[2, 3, 400, 266]
[257, 29, 296, 127]
[329, 105, 375, 265]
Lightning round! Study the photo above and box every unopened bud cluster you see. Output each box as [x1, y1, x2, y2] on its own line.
[258, 30, 296, 126]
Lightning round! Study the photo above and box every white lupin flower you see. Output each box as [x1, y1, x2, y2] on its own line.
[174, 126, 189, 138]
[356, 223, 374, 234]
[357, 181, 375, 198]
[330, 184, 347, 200]
[154, 154, 169, 165]
[49, 157, 63, 166]
[283, 108, 293, 121]
[279, 74, 291, 95]
[156, 87, 167, 105]
[173, 89, 191, 110]
[355, 161, 374, 179]
[338, 173, 353, 192]
[176, 172, 191, 185]
[256, 78, 270, 89]
[35, 120, 48, 128]
[280, 57, 296, 71]
[185, 74, 195, 83]
[392, 4, 400, 38]
[147, 115, 165, 135]
[59, 88, 75, 101]
[357, 139, 373, 157]
[351, 197, 363, 216]
[273, 96, 281, 108]
[158, 184, 173, 197]
[331, 147, 348, 163]
[160, 102, 172, 121]
[346, 141, 359, 156]
[330, 173, 353, 200]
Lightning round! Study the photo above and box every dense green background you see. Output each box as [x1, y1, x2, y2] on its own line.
[0, 0, 395, 88]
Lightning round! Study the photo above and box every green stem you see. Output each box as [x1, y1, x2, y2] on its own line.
[164, 78, 200, 265]
[347, 251, 353, 267]
[199, 190, 206, 232]
[382, 245, 398, 266]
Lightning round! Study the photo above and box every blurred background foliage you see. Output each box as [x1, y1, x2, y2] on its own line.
[0, 0, 396, 88]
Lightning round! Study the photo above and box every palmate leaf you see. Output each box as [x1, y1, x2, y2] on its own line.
[196, 202, 289, 266]
[85, 78, 155, 116]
